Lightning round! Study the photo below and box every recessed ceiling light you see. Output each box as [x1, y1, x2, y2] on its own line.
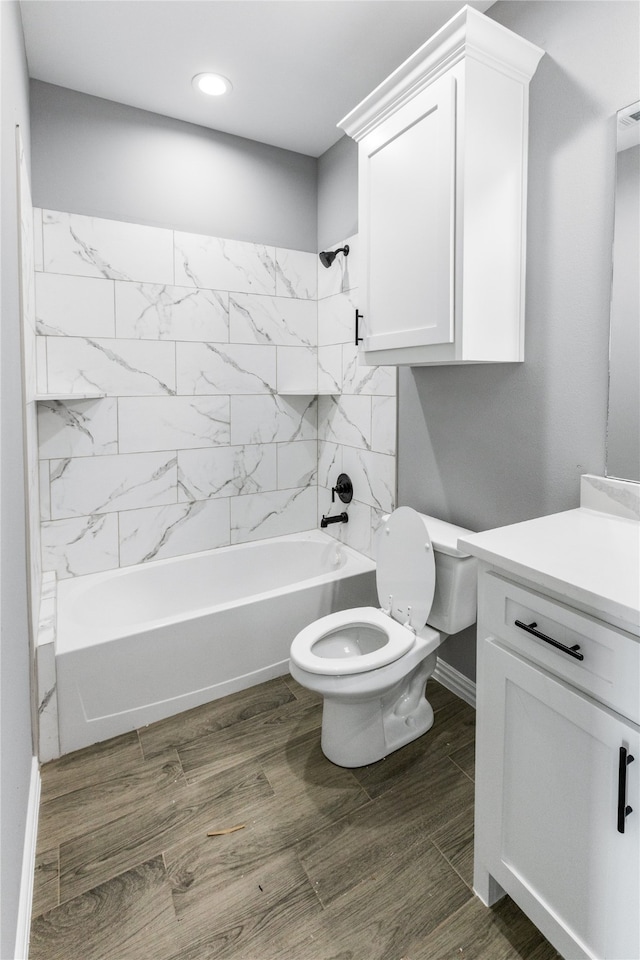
[192, 73, 232, 97]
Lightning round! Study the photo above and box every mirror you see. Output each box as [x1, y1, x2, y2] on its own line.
[606, 100, 640, 481]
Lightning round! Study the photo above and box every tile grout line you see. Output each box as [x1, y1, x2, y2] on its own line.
[430, 835, 476, 895]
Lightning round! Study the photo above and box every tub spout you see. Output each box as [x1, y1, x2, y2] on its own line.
[320, 512, 349, 528]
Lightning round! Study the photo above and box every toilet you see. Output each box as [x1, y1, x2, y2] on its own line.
[289, 506, 477, 767]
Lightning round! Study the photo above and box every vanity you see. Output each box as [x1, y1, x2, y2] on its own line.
[460, 476, 640, 960]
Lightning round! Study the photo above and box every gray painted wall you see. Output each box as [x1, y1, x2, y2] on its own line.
[1, 3, 34, 956]
[317, 133, 358, 250]
[30, 81, 318, 251]
[397, 0, 639, 679]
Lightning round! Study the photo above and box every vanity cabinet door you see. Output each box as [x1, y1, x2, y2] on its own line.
[478, 638, 639, 960]
[358, 73, 456, 356]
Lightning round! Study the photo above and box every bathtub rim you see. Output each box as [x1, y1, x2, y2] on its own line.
[55, 528, 376, 654]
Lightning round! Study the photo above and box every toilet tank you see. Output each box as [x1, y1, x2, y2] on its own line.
[417, 513, 478, 635]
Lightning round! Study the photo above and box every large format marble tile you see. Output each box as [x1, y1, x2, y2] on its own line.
[275, 247, 317, 300]
[342, 446, 396, 514]
[174, 231, 276, 295]
[177, 444, 276, 501]
[318, 393, 371, 449]
[42, 210, 174, 284]
[32, 217, 396, 589]
[49, 452, 177, 519]
[371, 394, 397, 456]
[176, 341, 276, 395]
[317, 344, 342, 394]
[342, 342, 396, 396]
[230, 486, 317, 543]
[119, 499, 230, 565]
[118, 396, 230, 452]
[115, 281, 229, 342]
[39, 461, 51, 521]
[317, 288, 360, 346]
[41, 514, 120, 579]
[46, 336, 176, 396]
[317, 440, 342, 490]
[33, 207, 44, 271]
[230, 394, 316, 445]
[35, 599, 57, 773]
[320, 495, 374, 558]
[36, 337, 48, 395]
[37, 398, 118, 459]
[276, 440, 317, 489]
[35, 273, 115, 338]
[229, 293, 316, 347]
[276, 345, 317, 393]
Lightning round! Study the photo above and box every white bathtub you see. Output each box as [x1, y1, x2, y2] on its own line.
[54, 531, 376, 754]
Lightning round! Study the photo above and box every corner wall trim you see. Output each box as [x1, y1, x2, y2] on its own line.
[433, 657, 476, 709]
[14, 757, 40, 960]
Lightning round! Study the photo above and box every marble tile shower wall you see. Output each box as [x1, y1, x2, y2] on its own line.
[316, 237, 397, 557]
[33, 211, 396, 578]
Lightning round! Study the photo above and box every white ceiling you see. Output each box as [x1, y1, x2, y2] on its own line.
[19, 0, 494, 157]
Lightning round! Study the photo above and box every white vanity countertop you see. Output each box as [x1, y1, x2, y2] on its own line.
[459, 508, 640, 634]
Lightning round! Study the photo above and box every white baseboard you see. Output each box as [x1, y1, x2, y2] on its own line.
[433, 657, 476, 708]
[14, 757, 40, 960]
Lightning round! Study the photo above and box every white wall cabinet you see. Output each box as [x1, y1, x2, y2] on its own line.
[339, 7, 544, 365]
[474, 569, 640, 960]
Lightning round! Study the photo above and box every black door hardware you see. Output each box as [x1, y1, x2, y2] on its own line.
[514, 620, 584, 661]
[355, 310, 364, 346]
[617, 746, 634, 833]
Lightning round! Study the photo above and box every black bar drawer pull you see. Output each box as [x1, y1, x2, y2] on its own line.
[618, 746, 634, 833]
[355, 310, 364, 346]
[514, 620, 584, 661]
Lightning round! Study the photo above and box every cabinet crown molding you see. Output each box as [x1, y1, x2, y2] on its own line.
[338, 5, 544, 142]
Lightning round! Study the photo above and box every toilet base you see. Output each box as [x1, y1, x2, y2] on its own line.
[319, 652, 437, 767]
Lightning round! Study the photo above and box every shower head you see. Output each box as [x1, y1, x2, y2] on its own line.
[319, 244, 350, 269]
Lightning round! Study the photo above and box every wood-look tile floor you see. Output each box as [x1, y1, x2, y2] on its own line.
[29, 676, 562, 960]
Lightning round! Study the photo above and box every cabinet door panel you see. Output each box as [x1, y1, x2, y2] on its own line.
[484, 639, 639, 960]
[360, 74, 456, 352]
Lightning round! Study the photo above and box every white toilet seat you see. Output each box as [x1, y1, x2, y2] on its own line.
[290, 606, 417, 676]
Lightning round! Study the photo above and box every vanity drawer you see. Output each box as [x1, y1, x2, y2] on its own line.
[481, 571, 640, 723]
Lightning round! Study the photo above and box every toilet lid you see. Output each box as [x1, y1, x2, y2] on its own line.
[376, 507, 435, 630]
